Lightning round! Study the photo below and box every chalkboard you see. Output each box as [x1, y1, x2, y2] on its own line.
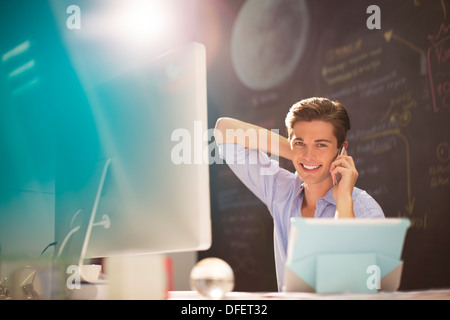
[200, 0, 450, 291]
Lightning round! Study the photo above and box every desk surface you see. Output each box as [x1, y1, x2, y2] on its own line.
[69, 283, 450, 300]
[169, 289, 450, 300]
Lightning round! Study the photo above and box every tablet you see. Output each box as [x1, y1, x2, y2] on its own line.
[284, 218, 411, 293]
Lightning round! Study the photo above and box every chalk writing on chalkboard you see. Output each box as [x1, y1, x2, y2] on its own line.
[362, 128, 415, 216]
[429, 142, 450, 188]
[427, 23, 450, 112]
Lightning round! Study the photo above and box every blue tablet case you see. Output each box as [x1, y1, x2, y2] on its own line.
[284, 218, 411, 294]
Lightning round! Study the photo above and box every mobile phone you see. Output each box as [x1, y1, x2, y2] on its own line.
[333, 146, 345, 186]
[337, 146, 345, 158]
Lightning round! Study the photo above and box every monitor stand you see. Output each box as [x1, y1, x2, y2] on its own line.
[56, 157, 112, 284]
[77, 157, 112, 284]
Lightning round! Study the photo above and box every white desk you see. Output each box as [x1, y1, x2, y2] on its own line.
[67, 284, 450, 300]
[169, 289, 450, 300]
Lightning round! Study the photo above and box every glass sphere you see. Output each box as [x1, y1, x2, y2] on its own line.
[190, 257, 234, 299]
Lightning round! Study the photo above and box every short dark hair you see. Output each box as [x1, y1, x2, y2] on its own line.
[285, 97, 351, 148]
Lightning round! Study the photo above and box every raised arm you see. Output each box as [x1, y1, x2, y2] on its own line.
[214, 117, 293, 160]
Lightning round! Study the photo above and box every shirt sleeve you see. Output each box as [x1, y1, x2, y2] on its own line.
[218, 143, 294, 212]
[352, 190, 386, 218]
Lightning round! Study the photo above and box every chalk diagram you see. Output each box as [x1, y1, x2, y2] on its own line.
[314, 1, 450, 228]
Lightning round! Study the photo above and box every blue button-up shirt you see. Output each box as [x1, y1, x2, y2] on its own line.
[219, 143, 385, 291]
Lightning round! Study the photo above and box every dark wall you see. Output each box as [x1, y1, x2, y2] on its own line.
[201, 0, 450, 291]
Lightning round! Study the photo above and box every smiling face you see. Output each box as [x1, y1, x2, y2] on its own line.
[290, 120, 340, 187]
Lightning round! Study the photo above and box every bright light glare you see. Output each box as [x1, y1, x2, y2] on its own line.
[75, 0, 186, 53]
[115, 0, 176, 46]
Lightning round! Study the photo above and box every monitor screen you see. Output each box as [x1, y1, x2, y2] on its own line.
[55, 42, 211, 268]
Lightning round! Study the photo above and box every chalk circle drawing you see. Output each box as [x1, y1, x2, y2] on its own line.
[436, 141, 449, 162]
[230, 0, 310, 91]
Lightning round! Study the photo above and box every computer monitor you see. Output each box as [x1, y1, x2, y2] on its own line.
[54, 42, 212, 277]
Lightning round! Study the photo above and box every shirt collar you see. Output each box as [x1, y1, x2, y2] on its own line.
[322, 187, 336, 205]
[295, 172, 305, 195]
[296, 177, 336, 205]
